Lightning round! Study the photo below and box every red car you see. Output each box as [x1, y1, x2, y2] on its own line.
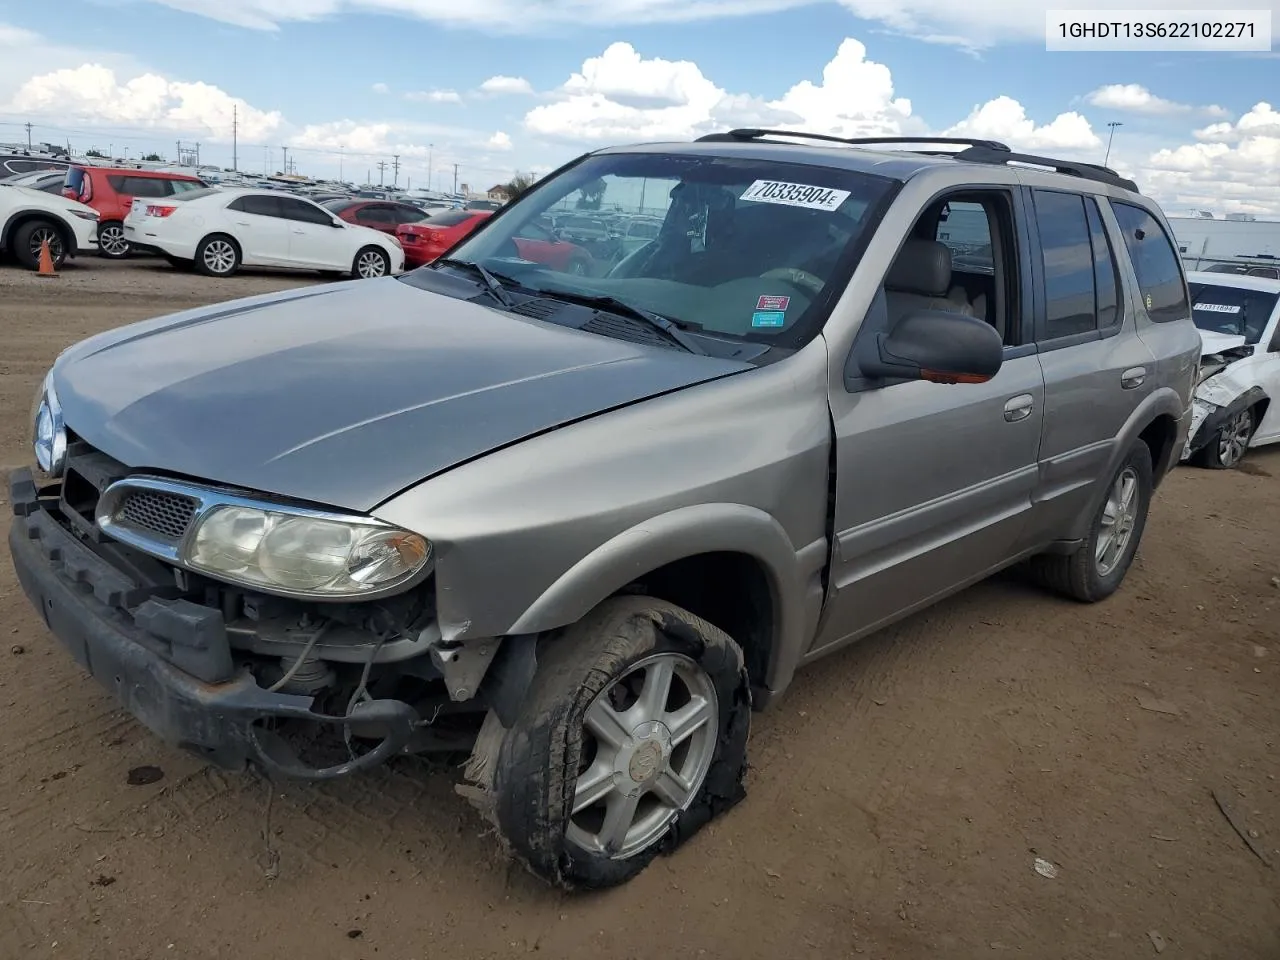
[396, 210, 593, 273]
[62, 165, 207, 258]
[322, 198, 437, 235]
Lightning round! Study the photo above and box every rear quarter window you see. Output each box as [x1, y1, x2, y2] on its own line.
[1111, 201, 1191, 324]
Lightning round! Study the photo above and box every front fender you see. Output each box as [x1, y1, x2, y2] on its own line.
[1185, 377, 1267, 457]
[507, 501, 801, 647]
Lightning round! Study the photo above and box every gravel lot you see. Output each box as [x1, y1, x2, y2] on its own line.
[1, 259, 1278, 960]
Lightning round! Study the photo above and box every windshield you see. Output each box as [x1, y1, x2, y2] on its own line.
[1188, 282, 1280, 344]
[442, 151, 894, 346]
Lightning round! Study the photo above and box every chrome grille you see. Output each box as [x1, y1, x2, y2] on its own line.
[118, 490, 198, 541]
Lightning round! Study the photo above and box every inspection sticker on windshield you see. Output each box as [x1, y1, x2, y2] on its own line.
[1195, 303, 1241, 313]
[740, 180, 850, 211]
[752, 311, 787, 328]
[757, 295, 790, 311]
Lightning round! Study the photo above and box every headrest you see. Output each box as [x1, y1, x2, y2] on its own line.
[885, 239, 953, 297]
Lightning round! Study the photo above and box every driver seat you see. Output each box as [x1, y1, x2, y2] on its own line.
[884, 239, 976, 324]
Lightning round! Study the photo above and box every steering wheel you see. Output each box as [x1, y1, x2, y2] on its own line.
[759, 267, 824, 297]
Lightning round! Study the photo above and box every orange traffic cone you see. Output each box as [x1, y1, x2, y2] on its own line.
[37, 238, 58, 278]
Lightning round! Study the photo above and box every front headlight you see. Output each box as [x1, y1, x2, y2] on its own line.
[185, 504, 431, 598]
[30, 372, 67, 477]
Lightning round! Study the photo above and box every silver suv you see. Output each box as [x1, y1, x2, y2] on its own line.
[10, 130, 1200, 890]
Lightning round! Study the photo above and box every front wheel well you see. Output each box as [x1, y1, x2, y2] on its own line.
[618, 551, 775, 688]
[3, 212, 73, 255]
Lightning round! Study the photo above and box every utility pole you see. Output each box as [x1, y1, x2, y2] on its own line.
[339, 146, 344, 183]
[194, 142, 200, 169]
[427, 143, 433, 191]
[1104, 121, 1123, 167]
[453, 163, 459, 194]
[262, 145, 269, 175]
[281, 146, 288, 176]
[232, 104, 238, 172]
[392, 154, 400, 187]
[377, 160, 387, 186]
[24, 121, 32, 151]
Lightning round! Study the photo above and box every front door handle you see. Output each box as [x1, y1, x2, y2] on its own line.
[1004, 394, 1034, 422]
[1121, 366, 1147, 389]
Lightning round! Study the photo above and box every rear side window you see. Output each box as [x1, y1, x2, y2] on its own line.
[1085, 198, 1121, 328]
[231, 195, 281, 217]
[1111, 201, 1190, 323]
[357, 205, 396, 225]
[393, 205, 428, 224]
[1032, 190, 1096, 339]
[277, 197, 335, 224]
[108, 175, 171, 198]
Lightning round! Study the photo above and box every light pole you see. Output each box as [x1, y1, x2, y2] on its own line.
[339, 145, 344, 183]
[427, 143, 434, 191]
[1104, 121, 1123, 167]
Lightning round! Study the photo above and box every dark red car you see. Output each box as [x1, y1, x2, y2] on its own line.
[322, 199, 437, 235]
[396, 209, 593, 273]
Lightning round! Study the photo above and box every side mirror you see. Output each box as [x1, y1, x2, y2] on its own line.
[331, 219, 345, 228]
[859, 309, 1003, 384]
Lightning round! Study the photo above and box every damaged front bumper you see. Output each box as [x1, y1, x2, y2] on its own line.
[8, 467, 421, 780]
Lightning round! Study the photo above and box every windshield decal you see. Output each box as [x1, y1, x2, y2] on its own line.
[1195, 303, 1242, 313]
[756, 294, 790, 311]
[740, 180, 850, 212]
[751, 310, 787, 328]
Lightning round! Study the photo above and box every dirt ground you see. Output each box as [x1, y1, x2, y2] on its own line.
[1, 258, 1277, 960]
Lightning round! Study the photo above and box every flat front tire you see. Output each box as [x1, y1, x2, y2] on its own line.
[479, 596, 750, 890]
[1028, 441, 1153, 602]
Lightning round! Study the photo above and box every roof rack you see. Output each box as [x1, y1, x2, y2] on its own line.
[952, 145, 1138, 192]
[695, 128, 1013, 152]
[694, 128, 1139, 193]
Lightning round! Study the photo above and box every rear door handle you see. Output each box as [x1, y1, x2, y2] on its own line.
[1004, 394, 1034, 422]
[1121, 366, 1147, 389]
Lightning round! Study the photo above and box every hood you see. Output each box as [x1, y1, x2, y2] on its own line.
[53, 279, 752, 511]
[1197, 329, 1249, 357]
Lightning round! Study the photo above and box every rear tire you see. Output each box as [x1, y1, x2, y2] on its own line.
[194, 234, 240, 277]
[1027, 442, 1152, 603]
[1190, 406, 1255, 469]
[97, 221, 131, 259]
[12, 219, 67, 270]
[475, 596, 750, 891]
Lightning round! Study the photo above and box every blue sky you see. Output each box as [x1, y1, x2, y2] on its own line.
[0, 0, 1278, 212]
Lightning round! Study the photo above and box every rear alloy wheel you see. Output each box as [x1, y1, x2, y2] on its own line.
[194, 235, 240, 277]
[1026, 442, 1153, 602]
[1194, 406, 1254, 469]
[97, 221, 130, 259]
[13, 219, 66, 270]
[353, 246, 390, 279]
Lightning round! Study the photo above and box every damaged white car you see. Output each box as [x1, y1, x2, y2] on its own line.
[1182, 270, 1280, 468]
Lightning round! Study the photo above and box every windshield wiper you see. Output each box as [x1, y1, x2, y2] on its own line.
[531, 289, 707, 355]
[435, 258, 514, 307]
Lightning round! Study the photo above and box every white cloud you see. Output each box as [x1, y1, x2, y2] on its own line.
[944, 95, 1100, 150]
[1084, 83, 1228, 118]
[1140, 102, 1280, 216]
[405, 88, 461, 103]
[478, 75, 533, 96]
[371, 81, 389, 94]
[9, 63, 284, 141]
[488, 130, 513, 149]
[525, 40, 1093, 155]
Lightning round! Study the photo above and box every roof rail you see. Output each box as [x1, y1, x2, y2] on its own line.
[952, 145, 1139, 192]
[694, 128, 1140, 193]
[694, 128, 1012, 152]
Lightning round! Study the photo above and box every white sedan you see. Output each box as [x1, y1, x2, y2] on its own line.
[123, 187, 405, 279]
[0, 184, 100, 270]
[1182, 270, 1280, 468]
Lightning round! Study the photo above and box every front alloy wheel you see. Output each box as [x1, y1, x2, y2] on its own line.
[568, 653, 719, 859]
[1216, 408, 1253, 468]
[473, 596, 750, 890]
[20, 222, 65, 269]
[354, 247, 390, 279]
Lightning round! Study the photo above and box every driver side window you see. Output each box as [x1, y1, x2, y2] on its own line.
[881, 191, 1021, 347]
